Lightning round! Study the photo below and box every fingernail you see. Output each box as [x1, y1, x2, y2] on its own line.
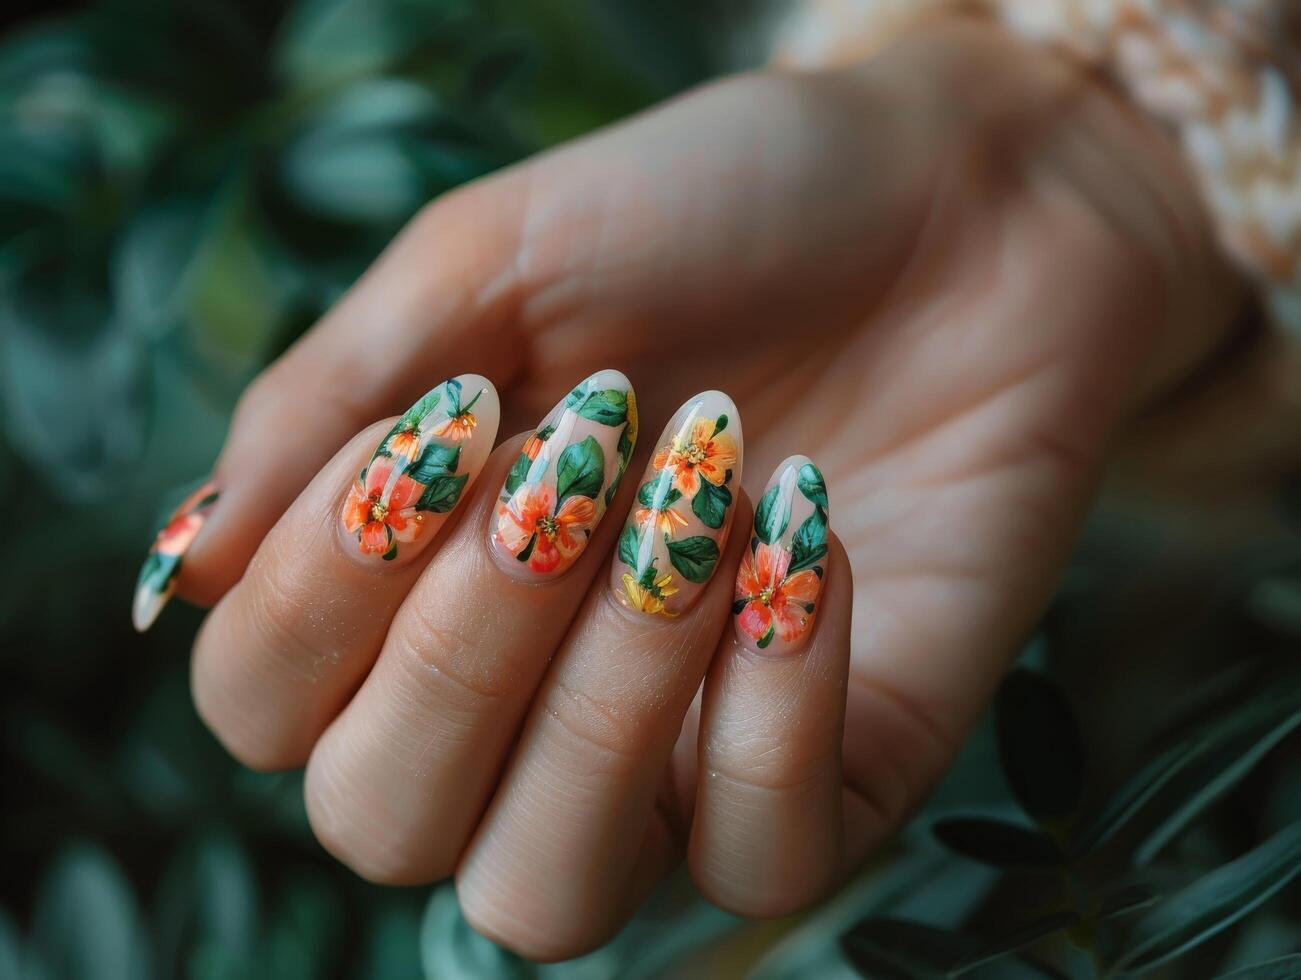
[490, 369, 636, 580]
[340, 375, 500, 563]
[733, 455, 829, 654]
[610, 391, 741, 618]
[133, 479, 220, 632]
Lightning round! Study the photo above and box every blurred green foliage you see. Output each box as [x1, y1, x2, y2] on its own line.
[2, 0, 1299, 977]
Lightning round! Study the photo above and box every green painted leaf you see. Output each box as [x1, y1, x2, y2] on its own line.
[416, 473, 468, 513]
[1115, 821, 1301, 973]
[797, 462, 827, 507]
[503, 451, 531, 497]
[995, 669, 1085, 825]
[638, 478, 681, 509]
[757, 623, 775, 649]
[692, 479, 731, 530]
[931, 817, 1063, 869]
[517, 533, 537, 563]
[714, 413, 728, 434]
[753, 484, 789, 544]
[666, 536, 719, 584]
[444, 377, 462, 414]
[789, 509, 828, 572]
[732, 598, 748, 615]
[137, 551, 178, 595]
[399, 389, 440, 428]
[1214, 956, 1301, 979]
[605, 426, 634, 506]
[566, 386, 627, 426]
[405, 443, 460, 485]
[556, 435, 604, 502]
[618, 526, 639, 568]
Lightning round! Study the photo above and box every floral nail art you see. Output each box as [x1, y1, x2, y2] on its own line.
[733, 455, 829, 653]
[492, 369, 636, 579]
[133, 480, 219, 632]
[342, 374, 499, 562]
[611, 391, 741, 618]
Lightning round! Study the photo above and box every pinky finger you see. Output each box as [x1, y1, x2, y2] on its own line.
[690, 465, 851, 917]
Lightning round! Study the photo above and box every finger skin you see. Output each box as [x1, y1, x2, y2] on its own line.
[303, 371, 640, 886]
[453, 493, 753, 961]
[175, 181, 528, 608]
[191, 379, 499, 771]
[690, 532, 853, 917]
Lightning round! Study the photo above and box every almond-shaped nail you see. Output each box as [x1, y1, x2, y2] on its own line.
[733, 455, 829, 654]
[340, 375, 499, 563]
[610, 391, 742, 618]
[490, 369, 636, 580]
[133, 479, 220, 632]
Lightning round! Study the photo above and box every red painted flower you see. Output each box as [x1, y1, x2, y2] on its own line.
[735, 543, 820, 645]
[341, 458, 427, 556]
[495, 483, 596, 573]
[153, 483, 217, 557]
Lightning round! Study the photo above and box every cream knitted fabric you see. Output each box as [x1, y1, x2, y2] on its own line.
[775, 0, 1301, 338]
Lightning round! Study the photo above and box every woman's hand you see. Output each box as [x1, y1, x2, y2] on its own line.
[145, 16, 1242, 959]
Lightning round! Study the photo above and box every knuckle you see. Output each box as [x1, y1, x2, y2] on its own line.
[542, 680, 650, 777]
[456, 879, 592, 963]
[304, 756, 452, 886]
[394, 599, 516, 704]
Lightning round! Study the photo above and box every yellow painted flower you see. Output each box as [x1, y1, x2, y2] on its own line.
[621, 570, 679, 618]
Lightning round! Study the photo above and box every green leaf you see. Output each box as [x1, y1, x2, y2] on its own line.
[1133, 705, 1301, 865]
[931, 817, 1063, 869]
[1115, 821, 1301, 973]
[840, 918, 983, 979]
[32, 843, 151, 980]
[556, 435, 604, 502]
[618, 526, 639, 568]
[714, 413, 728, 434]
[415, 473, 468, 513]
[399, 389, 440, 428]
[797, 462, 827, 507]
[638, 477, 681, 509]
[405, 443, 460, 485]
[136, 550, 179, 596]
[503, 451, 531, 497]
[566, 386, 627, 426]
[789, 509, 828, 572]
[757, 623, 775, 649]
[444, 377, 462, 414]
[753, 484, 789, 545]
[1214, 956, 1301, 979]
[995, 669, 1085, 825]
[692, 479, 731, 530]
[667, 536, 720, 584]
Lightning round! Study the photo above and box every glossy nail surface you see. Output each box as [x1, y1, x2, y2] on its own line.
[341, 375, 499, 563]
[491, 369, 636, 580]
[133, 480, 219, 632]
[733, 455, 829, 654]
[611, 391, 741, 618]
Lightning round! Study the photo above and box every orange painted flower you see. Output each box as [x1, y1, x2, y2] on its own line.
[652, 417, 737, 498]
[735, 543, 820, 647]
[430, 410, 477, 442]
[495, 483, 596, 574]
[342, 458, 427, 556]
[386, 425, 422, 462]
[635, 505, 689, 537]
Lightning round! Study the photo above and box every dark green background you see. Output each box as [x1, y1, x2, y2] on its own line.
[2, 1, 1298, 977]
